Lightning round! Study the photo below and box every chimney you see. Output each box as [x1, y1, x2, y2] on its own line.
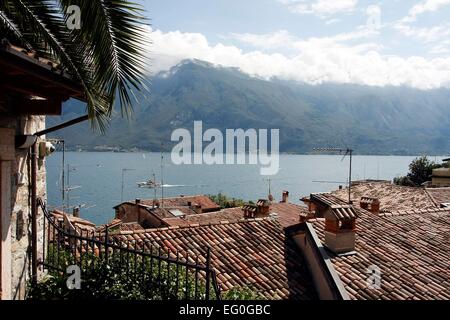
[301, 197, 316, 213]
[242, 200, 271, 218]
[256, 199, 270, 216]
[309, 193, 358, 254]
[323, 206, 357, 254]
[339, 185, 343, 190]
[281, 191, 289, 203]
[243, 205, 257, 218]
[360, 197, 380, 214]
[135, 198, 141, 205]
[191, 203, 202, 214]
[72, 207, 80, 218]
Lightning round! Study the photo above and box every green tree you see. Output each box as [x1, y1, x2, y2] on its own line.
[209, 193, 246, 209]
[0, 0, 149, 129]
[394, 156, 442, 187]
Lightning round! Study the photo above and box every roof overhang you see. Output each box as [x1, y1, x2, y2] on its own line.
[0, 42, 85, 115]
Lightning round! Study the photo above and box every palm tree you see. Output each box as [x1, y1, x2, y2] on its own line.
[0, 0, 149, 130]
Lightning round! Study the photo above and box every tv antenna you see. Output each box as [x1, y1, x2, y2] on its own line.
[161, 142, 164, 208]
[121, 168, 136, 203]
[263, 178, 274, 201]
[313, 147, 354, 204]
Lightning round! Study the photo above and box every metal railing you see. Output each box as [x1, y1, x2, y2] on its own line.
[36, 198, 221, 300]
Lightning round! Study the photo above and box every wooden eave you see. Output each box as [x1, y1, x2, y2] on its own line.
[0, 44, 85, 115]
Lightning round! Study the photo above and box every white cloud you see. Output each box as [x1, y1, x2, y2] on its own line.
[229, 28, 380, 51]
[147, 27, 450, 90]
[229, 30, 296, 49]
[429, 40, 450, 54]
[394, 22, 450, 43]
[325, 18, 340, 25]
[403, 0, 450, 22]
[278, 0, 358, 16]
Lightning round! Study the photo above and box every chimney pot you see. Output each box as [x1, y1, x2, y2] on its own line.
[135, 198, 141, 204]
[281, 191, 289, 203]
[256, 199, 270, 216]
[360, 197, 380, 214]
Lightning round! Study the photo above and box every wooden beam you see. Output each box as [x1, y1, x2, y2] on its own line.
[0, 49, 85, 100]
[0, 81, 70, 101]
[14, 98, 62, 116]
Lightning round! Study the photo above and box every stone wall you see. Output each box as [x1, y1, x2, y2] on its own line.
[0, 112, 46, 300]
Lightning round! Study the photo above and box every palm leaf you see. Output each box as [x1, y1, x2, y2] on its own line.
[0, 0, 150, 130]
[2, 0, 110, 130]
[57, 0, 150, 118]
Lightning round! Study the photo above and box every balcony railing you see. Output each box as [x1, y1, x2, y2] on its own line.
[36, 198, 221, 300]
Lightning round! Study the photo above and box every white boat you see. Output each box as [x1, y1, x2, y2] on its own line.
[137, 174, 161, 189]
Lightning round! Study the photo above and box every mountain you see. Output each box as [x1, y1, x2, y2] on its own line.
[47, 59, 450, 155]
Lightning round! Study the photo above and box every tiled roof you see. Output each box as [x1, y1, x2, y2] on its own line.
[425, 187, 450, 207]
[329, 205, 358, 221]
[118, 222, 145, 232]
[111, 219, 317, 300]
[52, 210, 96, 231]
[160, 202, 307, 229]
[270, 202, 307, 228]
[311, 193, 349, 207]
[150, 207, 195, 219]
[310, 193, 357, 220]
[158, 208, 245, 228]
[309, 207, 450, 300]
[332, 182, 437, 213]
[140, 195, 220, 212]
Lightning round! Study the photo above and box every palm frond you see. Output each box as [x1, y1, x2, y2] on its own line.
[0, 9, 30, 49]
[0, 0, 149, 130]
[9, 0, 110, 130]
[58, 0, 150, 118]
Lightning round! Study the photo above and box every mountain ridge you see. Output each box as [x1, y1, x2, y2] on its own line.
[48, 59, 450, 155]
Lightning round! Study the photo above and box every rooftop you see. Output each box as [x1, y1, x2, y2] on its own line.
[425, 187, 450, 207]
[52, 210, 96, 232]
[0, 40, 84, 112]
[331, 182, 438, 213]
[309, 207, 450, 300]
[160, 202, 307, 228]
[110, 218, 317, 300]
[140, 195, 221, 213]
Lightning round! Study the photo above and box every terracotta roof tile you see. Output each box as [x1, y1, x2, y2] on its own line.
[425, 187, 450, 207]
[309, 207, 450, 300]
[141, 195, 221, 212]
[111, 219, 317, 300]
[332, 182, 437, 212]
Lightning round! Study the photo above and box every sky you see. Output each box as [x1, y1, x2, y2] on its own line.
[137, 0, 450, 89]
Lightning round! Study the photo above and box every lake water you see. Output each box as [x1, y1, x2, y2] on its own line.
[46, 152, 446, 225]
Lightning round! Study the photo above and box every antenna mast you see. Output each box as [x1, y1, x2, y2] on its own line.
[313, 147, 354, 204]
[161, 143, 164, 208]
